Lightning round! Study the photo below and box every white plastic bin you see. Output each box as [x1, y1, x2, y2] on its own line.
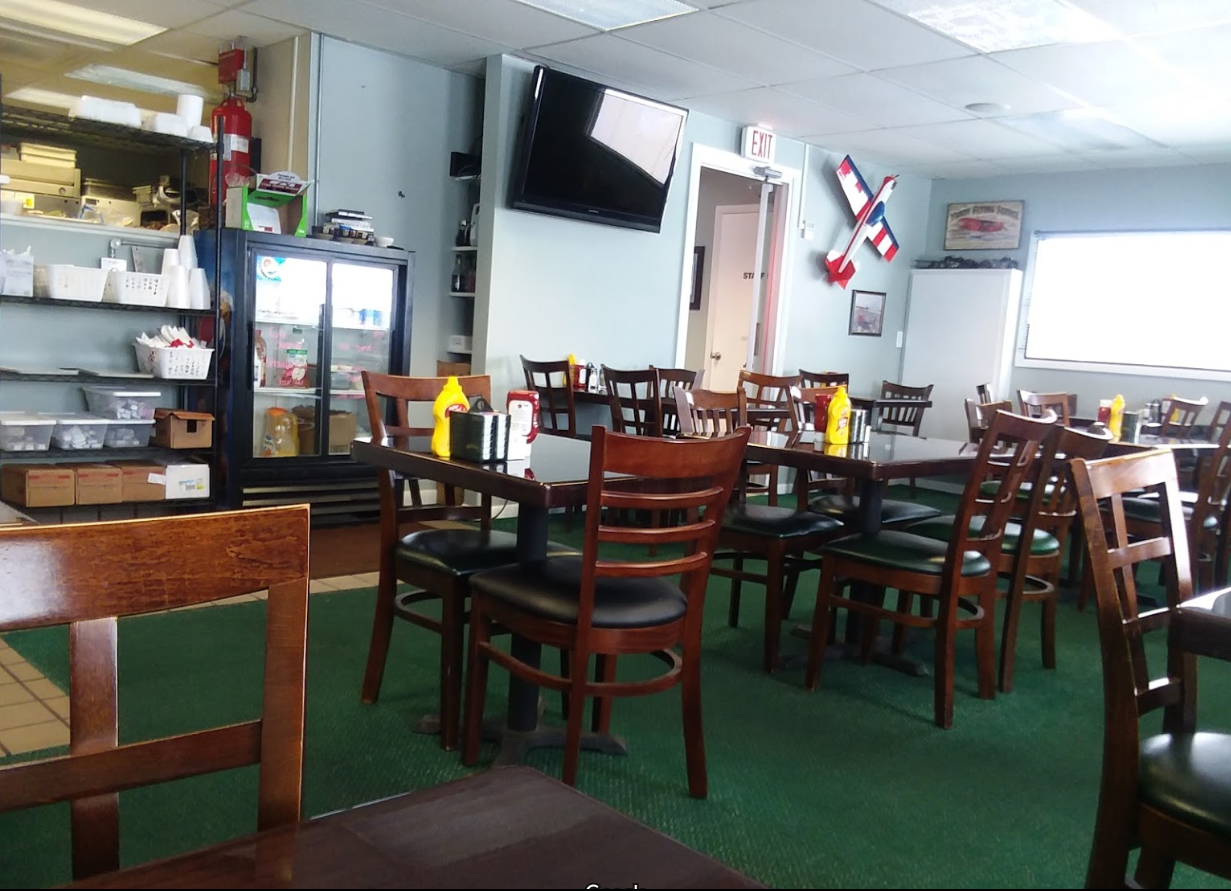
[33, 265, 110, 302]
[0, 412, 55, 451]
[103, 420, 155, 448]
[47, 412, 110, 449]
[83, 386, 161, 420]
[102, 270, 169, 307]
[153, 347, 213, 380]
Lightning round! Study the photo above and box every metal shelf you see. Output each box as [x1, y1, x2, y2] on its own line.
[0, 371, 215, 385]
[449, 291, 476, 298]
[0, 446, 212, 459]
[0, 293, 214, 315]
[255, 387, 320, 399]
[0, 105, 210, 156]
[450, 245, 478, 252]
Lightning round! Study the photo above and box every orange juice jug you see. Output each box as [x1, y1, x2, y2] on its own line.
[431, 375, 470, 457]
[825, 385, 852, 445]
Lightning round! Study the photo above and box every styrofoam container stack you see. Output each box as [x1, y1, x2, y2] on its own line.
[46, 412, 109, 449]
[33, 264, 109, 301]
[103, 420, 155, 448]
[82, 386, 160, 420]
[0, 412, 55, 451]
[103, 270, 168, 307]
[69, 96, 142, 128]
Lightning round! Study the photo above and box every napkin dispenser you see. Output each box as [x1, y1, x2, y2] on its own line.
[449, 410, 509, 463]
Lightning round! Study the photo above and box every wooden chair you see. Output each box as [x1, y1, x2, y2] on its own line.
[789, 384, 852, 499]
[1017, 389, 1072, 426]
[680, 387, 844, 672]
[965, 398, 1013, 443]
[877, 380, 934, 497]
[738, 369, 800, 506]
[0, 506, 310, 882]
[603, 365, 662, 437]
[520, 355, 579, 438]
[654, 366, 702, 437]
[461, 426, 750, 797]
[976, 382, 993, 404]
[804, 409, 1058, 728]
[1159, 395, 1208, 437]
[798, 369, 849, 389]
[1072, 448, 1231, 889]
[360, 371, 573, 750]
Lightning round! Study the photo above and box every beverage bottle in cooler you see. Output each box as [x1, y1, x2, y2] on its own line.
[431, 375, 470, 458]
[451, 255, 464, 292]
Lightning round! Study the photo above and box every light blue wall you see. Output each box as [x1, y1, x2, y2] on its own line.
[928, 165, 1231, 413]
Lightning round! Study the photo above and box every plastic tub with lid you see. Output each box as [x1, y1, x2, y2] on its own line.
[83, 386, 161, 420]
[46, 412, 109, 449]
[0, 412, 55, 451]
[103, 420, 155, 448]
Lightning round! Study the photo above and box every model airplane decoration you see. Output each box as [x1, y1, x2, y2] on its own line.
[824, 155, 899, 288]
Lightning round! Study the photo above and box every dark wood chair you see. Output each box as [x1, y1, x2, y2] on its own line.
[798, 369, 849, 389]
[461, 426, 750, 797]
[0, 506, 310, 882]
[738, 369, 800, 506]
[1017, 389, 1072, 426]
[976, 382, 993, 403]
[603, 365, 662, 437]
[520, 355, 579, 439]
[1072, 448, 1231, 889]
[360, 371, 573, 750]
[965, 398, 1013, 443]
[789, 384, 852, 499]
[804, 409, 1058, 728]
[654, 366, 702, 437]
[877, 380, 934, 497]
[679, 387, 844, 672]
[1159, 394, 1208, 437]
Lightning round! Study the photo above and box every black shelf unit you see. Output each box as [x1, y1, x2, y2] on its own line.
[0, 293, 215, 316]
[0, 371, 215, 386]
[0, 446, 212, 460]
[0, 105, 209, 156]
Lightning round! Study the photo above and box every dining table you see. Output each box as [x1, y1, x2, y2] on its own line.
[66, 766, 765, 889]
[351, 431, 630, 767]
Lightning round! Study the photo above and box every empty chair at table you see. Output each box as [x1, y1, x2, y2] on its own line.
[1017, 389, 1072, 426]
[655, 366, 702, 437]
[1158, 394, 1208, 437]
[738, 369, 800, 505]
[603, 365, 662, 437]
[976, 382, 993, 403]
[965, 398, 1013, 443]
[798, 369, 849, 389]
[876, 380, 934, 496]
[520, 355, 580, 438]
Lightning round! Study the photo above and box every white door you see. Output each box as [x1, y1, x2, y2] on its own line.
[704, 205, 760, 391]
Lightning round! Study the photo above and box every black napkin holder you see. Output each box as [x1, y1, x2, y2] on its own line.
[450, 410, 509, 463]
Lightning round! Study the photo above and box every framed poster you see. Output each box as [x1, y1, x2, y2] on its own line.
[849, 289, 885, 337]
[944, 201, 1024, 251]
[689, 245, 704, 310]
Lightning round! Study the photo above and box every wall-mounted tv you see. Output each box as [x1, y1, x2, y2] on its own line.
[509, 66, 688, 234]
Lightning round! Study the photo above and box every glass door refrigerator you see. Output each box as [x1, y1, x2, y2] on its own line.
[198, 230, 413, 521]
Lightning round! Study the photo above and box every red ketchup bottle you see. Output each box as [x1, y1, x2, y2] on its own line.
[506, 389, 539, 460]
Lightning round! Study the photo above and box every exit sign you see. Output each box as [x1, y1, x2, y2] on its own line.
[741, 126, 776, 163]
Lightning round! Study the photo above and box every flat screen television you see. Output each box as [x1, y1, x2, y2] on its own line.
[510, 66, 688, 234]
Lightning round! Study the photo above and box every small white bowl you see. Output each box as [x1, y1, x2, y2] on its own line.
[375, 236, 395, 248]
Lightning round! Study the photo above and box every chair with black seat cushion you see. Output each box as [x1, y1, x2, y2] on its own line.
[360, 371, 574, 751]
[1072, 448, 1231, 889]
[738, 368, 800, 506]
[603, 365, 662, 437]
[679, 387, 845, 672]
[799, 369, 849, 389]
[461, 426, 750, 797]
[804, 409, 1057, 728]
[654, 366, 702, 437]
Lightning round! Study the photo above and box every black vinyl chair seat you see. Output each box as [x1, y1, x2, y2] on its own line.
[908, 514, 1061, 556]
[1140, 732, 1231, 838]
[1120, 495, 1219, 530]
[978, 478, 1057, 501]
[468, 555, 686, 628]
[809, 494, 941, 526]
[723, 503, 844, 539]
[821, 529, 993, 576]
[396, 528, 575, 578]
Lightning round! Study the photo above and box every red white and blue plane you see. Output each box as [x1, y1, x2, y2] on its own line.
[824, 155, 899, 288]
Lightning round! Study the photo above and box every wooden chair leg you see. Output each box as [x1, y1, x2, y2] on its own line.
[762, 548, 785, 674]
[891, 591, 913, 655]
[559, 648, 571, 719]
[975, 591, 997, 701]
[681, 633, 707, 799]
[728, 557, 744, 628]
[999, 577, 1024, 694]
[461, 605, 492, 766]
[1133, 846, 1176, 889]
[591, 654, 615, 733]
[805, 560, 839, 690]
[767, 466, 779, 506]
[561, 650, 589, 787]
[438, 592, 465, 750]
[934, 604, 958, 729]
[1041, 584, 1057, 670]
[360, 570, 398, 704]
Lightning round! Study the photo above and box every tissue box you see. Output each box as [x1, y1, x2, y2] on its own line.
[449, 411, 509, 463]
[225, 171, 311, 237]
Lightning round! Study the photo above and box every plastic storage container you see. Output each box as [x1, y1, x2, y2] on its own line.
[83, 387, 161, 420]
[0, 412, 55, 451]
[33, 265, 110, 302]
[103, 420, 155, 448]
[153, 347, 213, 380]
[46, 412, 109, 449]
[102, 270, 169, 307]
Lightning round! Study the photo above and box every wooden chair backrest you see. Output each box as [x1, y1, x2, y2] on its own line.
[602, 366, 662, 437]
[655, 367, 703, 436]
[738, 369, 798, 433]
[1017, 389, 1072, 426]
[675, 387, 745, 438]
[976, 382, 993, 403]
[964, 398, 1012, 443]
[798, 369, 849, 389]
[520, 356, 577, 437]
[1159, 395, 1209, 436]
[878, 381, 933, 434]
[0, 506, 311, 881]
[789, 385, 842, 430]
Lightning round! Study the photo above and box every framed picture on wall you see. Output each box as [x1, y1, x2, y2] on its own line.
[690, 245, 704, 311]
[944, 200, 1024, 250]
[848, 289, 885, 337]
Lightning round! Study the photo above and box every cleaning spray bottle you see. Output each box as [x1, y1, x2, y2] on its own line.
[431, 375, 470, 458]
[825, 384, 852, 445]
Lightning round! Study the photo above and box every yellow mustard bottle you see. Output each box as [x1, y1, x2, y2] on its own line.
[431, 375, 470, 458]
[1109, 393, 1125, 441]
[825, 384, 852, 445]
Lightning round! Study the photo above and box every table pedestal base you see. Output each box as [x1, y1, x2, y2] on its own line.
[785, 625, 930, 677]
[492, 727, 629, 767]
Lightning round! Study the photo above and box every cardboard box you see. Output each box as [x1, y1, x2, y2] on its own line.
[109, 460, 166, 502]
[161, 458, 210, 500]
[436, 360, 472, 376]
[1, 464, 74, 507]
[153, 409, 214, 449]
[329, 410, 358, 455]
[225, 171, 311, 237]
[65, 463, 123, 505]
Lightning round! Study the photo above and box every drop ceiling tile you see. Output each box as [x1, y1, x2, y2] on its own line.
[992, 40, 1197, 108]
[718, 0, 972, 71]
[682, 87, 875, 137]
[136, 29, 229, 63]
[899, 118, 1061, 158]
[71, 0, 229, 29]
[619, 11, 853, 86]
[1135, 24, 1231, 97]
[686, 0, 751, 7]
[530, 34, 758, 99]
[803, 128, 971, 167]
[782, 72, 970, 127]
[360, 0, 598, 47]
[1067, 0, 1231, 37]
[872, 0, 1119, 53]
[901, 159, 1009, 179]
[0, 61, 50, 91]
[1178, 143, 1231, 164]
[991, 153, 1101, 173]
[0, 30, 85, 71]
[1078, 145, 1198, 169]
[174, 10, 309, 46]
[1105, 98, 1231, 147]
[875, 55, 1080, 117]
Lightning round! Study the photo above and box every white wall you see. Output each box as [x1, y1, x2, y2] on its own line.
[249, 35, 314, 179]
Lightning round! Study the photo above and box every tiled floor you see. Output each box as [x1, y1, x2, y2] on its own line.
[0, 572, 380, 756]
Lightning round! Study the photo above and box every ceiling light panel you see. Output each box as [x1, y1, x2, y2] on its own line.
[872, 0, 1119, 53]
[510, 0, 696, 30]
[0, 0, 165, 46]
[67, 64, 209, 98]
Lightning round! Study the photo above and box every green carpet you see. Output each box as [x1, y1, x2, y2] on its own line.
[3, 488, 1230, 888]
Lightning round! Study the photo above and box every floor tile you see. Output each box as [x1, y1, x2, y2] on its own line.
[0, 684, 33, 707]
[0, 700, 55, 730]
[0, 666, 16, 685]
[321, 575, 369, 591]
[0, 647, 24, 666]
[352, 572, 380, 586]
[216, 594, 257, 606]
[44, 696, 69, 720]
[25, 678, 63, 700]
[309, 580, 336, 594]
[0, 720, 69, 755]
[6, 662, 42, 682]
[250, 589, 269, 600]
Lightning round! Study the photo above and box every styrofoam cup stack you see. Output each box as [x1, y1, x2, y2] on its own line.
[177, 234, 197, 270]
[165, 265, 191, 309]
[189, 268, 210, 310]
[161, 248, 180, 273]
[176, 94, 204, 129]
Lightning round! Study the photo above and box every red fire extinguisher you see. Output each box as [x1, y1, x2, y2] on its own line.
[209, 94, 252, 204]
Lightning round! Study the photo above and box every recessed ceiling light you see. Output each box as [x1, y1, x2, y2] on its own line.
[0, 0, 164, 47]
[67, 64, 209, 99]
[965, 102, 1010, 115]
[874, 0, 1119, 53]
[995, 109, 1159, 151]
[4, 88, 80, 110]
[511, 0, 697, 30]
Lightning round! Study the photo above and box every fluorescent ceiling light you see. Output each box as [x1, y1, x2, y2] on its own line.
[511, 0, 696, 30]
[873, 0, 1119, 52]
[995, 109, 1159, 151]
[4, 88, 79, 110]
[0, 0, 164, 46]
[67, 64, 209, 98]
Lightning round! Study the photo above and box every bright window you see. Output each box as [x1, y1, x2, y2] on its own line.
[1021, 230, 1231, 376]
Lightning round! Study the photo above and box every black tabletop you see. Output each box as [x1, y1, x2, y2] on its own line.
[744, 428, 981, 480]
